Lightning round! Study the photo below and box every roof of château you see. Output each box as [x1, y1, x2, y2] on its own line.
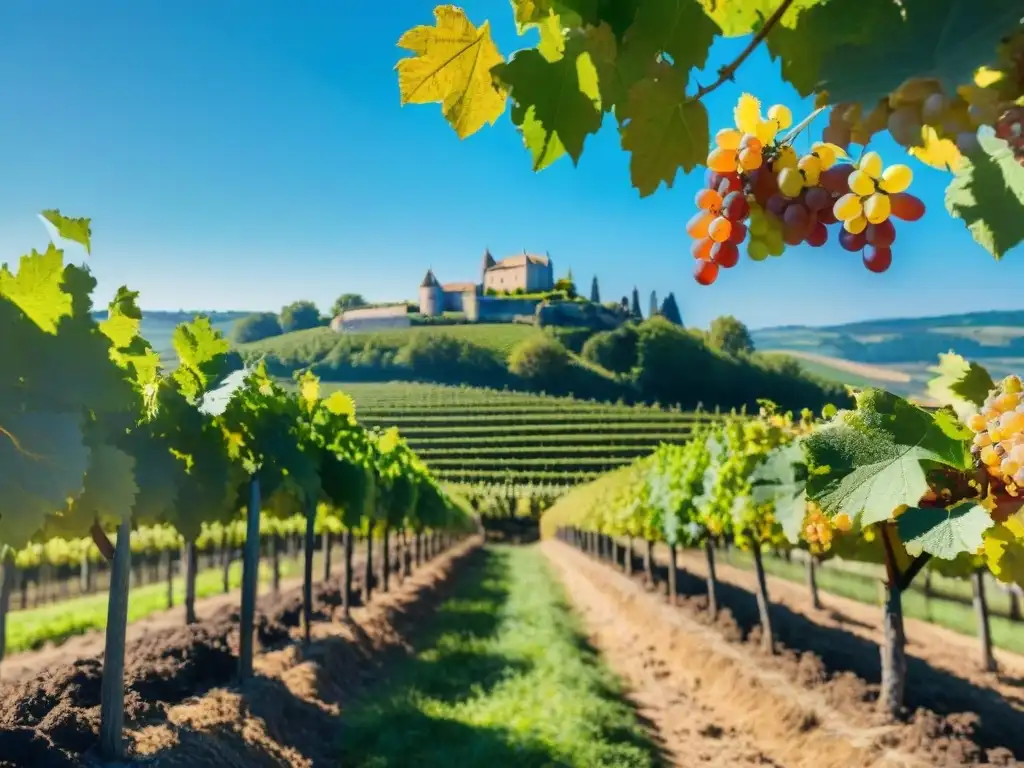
[482, 248, 496, 270]
[490, 252, 551, 270]
[441, 281, 478, 293]
[420, 268, 439, 288]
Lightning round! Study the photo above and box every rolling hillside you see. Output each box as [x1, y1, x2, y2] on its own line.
[754, 310, 1024, 400]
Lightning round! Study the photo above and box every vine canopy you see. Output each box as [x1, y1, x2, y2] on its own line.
[395, 1, 1024, 259]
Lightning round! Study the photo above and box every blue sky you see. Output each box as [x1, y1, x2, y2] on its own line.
[0, 1, 1020, 330]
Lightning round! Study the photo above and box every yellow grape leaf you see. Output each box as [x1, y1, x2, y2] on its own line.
[984, 514, 1024, 586]
[396, 6, 507, 139]
[698, 0, 822, 37]
[619, 64, 710, 197]
[40, 209, 92, 254]
[909, 125, 962, 172]
[378, 426, 402, 454]
[974, 67, 1004, 88]
[323, 390, 356, 418]
[734, 93, 762, 135]
[0, 244, 72, 334]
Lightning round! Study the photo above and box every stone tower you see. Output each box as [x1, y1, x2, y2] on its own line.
[481, 248, 496, 286]
[419, 268, 442, 317]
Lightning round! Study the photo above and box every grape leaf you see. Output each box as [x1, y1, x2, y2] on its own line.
[40, 209, 92, 254]
[323, 390, 356, 418]
[945, 130, 1024, 261]
[498, 42, 603, 167]
[804, 389, 971, 526]
[395, 6, 507, 139]
[0, 245, 73, 333]
[983, 515, 1024, 586]
[780, 0, 1023, 107]
[76, 444, 139, 529]
[0, 411, 90, 549]
[898, 501, 993, 560]
[619, 63, 709, 197]
[926, 352, 994, 420]
[699, 0, 823, 36]
[750, 441, 808, 544]
[619, 0, 720, 76]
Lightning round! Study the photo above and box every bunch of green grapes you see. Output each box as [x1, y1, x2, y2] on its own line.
[967, 374, 1024, 487]
[745, 200, 785, 261]
[802, 502, 852, 555]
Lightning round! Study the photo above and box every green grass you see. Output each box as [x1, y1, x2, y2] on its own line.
[336, 546, 660, 768]
[238, 323, 539, 361]
[7, 557, 300, 655]
[719, 550, 1024, 656]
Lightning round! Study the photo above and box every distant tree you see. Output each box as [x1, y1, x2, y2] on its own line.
[554, 276, 577, 299]
[649, 290, 659, 319]
[660, 293, 683, 325]
[630, 287, 642, 319]
[331, 293, 368, 317]
[508, 335, 571, 387]
[590, 275, 600, 303]
[708, 315, 755, 357]
[620, 296, 630, 314]
[581, 325, 639, 375]
[280, 300, 323, 333]
[232, 312, 283, 344]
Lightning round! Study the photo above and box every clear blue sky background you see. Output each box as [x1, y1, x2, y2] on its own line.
[1, 0, 1021, 330]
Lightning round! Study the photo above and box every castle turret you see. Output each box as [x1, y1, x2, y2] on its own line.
[419, 268, 442, 317]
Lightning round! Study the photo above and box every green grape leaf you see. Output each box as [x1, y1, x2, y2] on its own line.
[323, 390, 356, 418]
[619, 63, 709, 197]
[750, 441, 808, 544]
[774, 0, 1022, 106]
[498, 42, 603, 168]
[926, 352, 994, 420]
[173, 317, 232, 401]
[946, 130, 1024, 261]
[699, 0, 823, 37]
[0, 245, 73, 333]
[76, 444, 139, 528]
[396, 6, 507, 139]
[40, 210, 92, 254]
[0, 411, 90, 549]
[898, 501, 993, 560]
[619, 0, 720, 77]
[804, 389, 971, 526]
[99, 286, 143, 349]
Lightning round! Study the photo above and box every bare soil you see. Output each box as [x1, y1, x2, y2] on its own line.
[550, 539, 1022, 767]
[0, 540, 475, 767]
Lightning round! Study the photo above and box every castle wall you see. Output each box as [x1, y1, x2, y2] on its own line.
[338, 304, 411, 332]
[418, 285, 440, 317]
[464, 295, 541, 323]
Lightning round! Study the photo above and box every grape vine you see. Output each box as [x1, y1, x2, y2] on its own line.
[395, 1, 1024, 263]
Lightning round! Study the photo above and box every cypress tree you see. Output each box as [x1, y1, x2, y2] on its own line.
[590, 275, 600, 303]
[649, 290, 658, 318]
[660, 293, 683, 325]
[630, 287, 642, 319]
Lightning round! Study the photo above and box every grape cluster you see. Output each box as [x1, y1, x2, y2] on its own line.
[967, 375, 1024, 488]
[687, 94, 926, 285]
[824, 31, 1024, 169]
[802, 503, 852, 554]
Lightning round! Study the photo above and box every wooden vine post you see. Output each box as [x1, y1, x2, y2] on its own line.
[704, 539, 719, 619]
[97, 518, 131, 761]
[238, 474, 262, 681]
[183, 538, 198, 624]
[342, 528, 354, 618]
[971, 568, 997, 673]
[0, 551, 14, 664]
[303, 497, 317, 644]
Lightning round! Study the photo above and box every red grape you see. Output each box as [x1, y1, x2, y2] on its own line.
[806, 221, 828, 247]
[805, 186, 831, 212]
[705, 169, 721, 188]
[686, 211, 713, 238]
[839, 229, 866, 252]
[727, 221, 747, 244]
[722, 191, 750, 221]
[694, 259, 719, 285]
[749, 168, 779, 205]
[863, 245, 892, 273]
[890, 193, 925, 221]
[818, 205, 838, 225]
[766, 194, 788, 218]
[717, 173, 742, 197]
[711, 241, 740, 268]
[820, 164, 854, 195]
[866, 219, 896, 247]
[783, 227, 805, 246]
[783, 203, 811, 239]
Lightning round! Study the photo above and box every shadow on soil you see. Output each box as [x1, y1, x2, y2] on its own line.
[610, 546, 1024, 760]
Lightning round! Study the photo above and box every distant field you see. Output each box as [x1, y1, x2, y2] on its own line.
[763, 350, 922, 399]
[328, 381, 717, 491]
[238, 323, 539, 363]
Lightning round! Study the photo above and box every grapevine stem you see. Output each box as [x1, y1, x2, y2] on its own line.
[780, 107, 826, 147]
[688, 0, 797, 103]
[898, 553, 932, 592]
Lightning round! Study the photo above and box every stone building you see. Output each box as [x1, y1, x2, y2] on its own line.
[418, 249, 555, 317]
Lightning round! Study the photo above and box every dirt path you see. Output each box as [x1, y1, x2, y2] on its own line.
[544, 541, 931, 768]
[667, 545, 1024, 709]
[0, 545, 373, 683]
[546, 543, 780, 767]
